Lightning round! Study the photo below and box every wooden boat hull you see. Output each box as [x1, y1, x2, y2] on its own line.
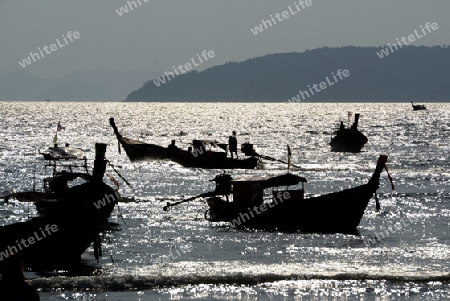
[330, 129, 368, 152]
[330, 114, 368, 152]
[0, 182, 117, 268]
[411, 102, 426, 111]
[204, 155, 389, 234]
[119, 138, 258, 168]
[110, 118, 258, 169]
[0, 144, 119, 269]
[207, 183, 374, 234]
[172, 155, 258, 169]
[118, 137, 172, 161]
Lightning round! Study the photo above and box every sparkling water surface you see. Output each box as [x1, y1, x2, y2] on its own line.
[0, 102, 449, 300]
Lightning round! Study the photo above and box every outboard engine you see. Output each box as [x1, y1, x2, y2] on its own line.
[211, 173, 233, 195]
[241, 143, 257, 156]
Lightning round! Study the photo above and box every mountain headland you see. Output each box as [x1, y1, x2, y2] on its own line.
[125, 46, 450, 102]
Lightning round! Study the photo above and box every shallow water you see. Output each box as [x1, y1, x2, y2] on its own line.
[0, 102, 449, 300]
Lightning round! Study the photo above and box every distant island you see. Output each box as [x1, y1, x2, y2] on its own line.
[125, 46, 450, 102]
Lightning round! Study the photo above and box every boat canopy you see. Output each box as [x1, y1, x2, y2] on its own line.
[41, 146, 86, 160]
[192, 140, 228, 152]
[232, 173, 307, 189]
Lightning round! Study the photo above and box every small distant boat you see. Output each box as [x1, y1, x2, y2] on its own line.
[109, 118, 259, 169]
[38, 121, 83, 161]
[411, 102, 426, 111]
[164, 155, 393, 234]
[0, 143, 120, 268]
[330, 113, 368, 152]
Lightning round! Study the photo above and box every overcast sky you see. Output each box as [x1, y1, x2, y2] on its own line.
[1, 0, 448, 78]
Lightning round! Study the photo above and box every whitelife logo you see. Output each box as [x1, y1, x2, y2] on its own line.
[116, 0, 149, 16]
[93, 191, 120, 210]
[0, 224, 59, 261]
[18, 31, 81, 68]
[230, 192, 291, 227]
[153, 243, 193, 264]
[288, 69, 350, 103]
[363, 216, 414, 246]
[250, 0, 313, 35]
[153, 50, 216, 87]
[376, 22, 439, 59]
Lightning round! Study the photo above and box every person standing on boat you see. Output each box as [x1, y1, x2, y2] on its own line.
[0, 254, 40, 300]
[228, 131, 238, 159]
[168, 140, 178, 151]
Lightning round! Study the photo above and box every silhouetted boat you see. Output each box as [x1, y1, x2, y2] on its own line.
[109, 118, 259, 169]
[330, 113, 368, 152]
[164, 155, 393, 234]
[0, 143, 120, 268]
[411, 102, 426, 111]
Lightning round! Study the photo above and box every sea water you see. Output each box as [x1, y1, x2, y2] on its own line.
[0, 102, 449, 300]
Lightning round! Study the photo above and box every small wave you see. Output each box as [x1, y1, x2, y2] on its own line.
[30, 272, 450, 292]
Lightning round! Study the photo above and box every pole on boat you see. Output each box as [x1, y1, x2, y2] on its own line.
[109, 118, 121, 138]
[368, 155, 395, 211]
[368, 155, 388, 190]
[109, 118, 122, 154]
[163, 191, 216, 211]
[93, 143, 108, 182]
[287, 145, 292, 173]
[375, 193, 381, 212]
[353, 114, 360, 130]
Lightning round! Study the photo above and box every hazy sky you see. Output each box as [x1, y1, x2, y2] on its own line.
[1, 0, 448, 78]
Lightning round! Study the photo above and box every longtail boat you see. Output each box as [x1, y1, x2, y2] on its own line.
[109, 118, 259, 169]
[164, 155, 394, 234]
[330, 113, 368, 152]
[411, 102, 426, 111]
[0, 143, 120, 268]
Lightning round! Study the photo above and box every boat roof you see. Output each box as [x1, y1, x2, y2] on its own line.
[232, 173, 307, 188]
[41, 146, 86, 160]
